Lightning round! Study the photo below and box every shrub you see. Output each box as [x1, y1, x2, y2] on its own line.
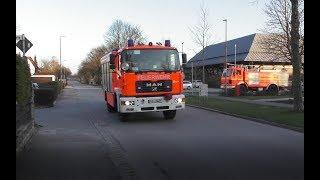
[16, 55, 32, 105]
[34, 88, 56, 106]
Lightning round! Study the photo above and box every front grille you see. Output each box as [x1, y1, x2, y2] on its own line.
[141, 107, 154, 111]
[136, 80, 172, 93]
[156, 106, 169, 110]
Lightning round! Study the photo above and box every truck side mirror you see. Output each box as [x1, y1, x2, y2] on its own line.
[109, 54, 115, 70]
[182, 53, 187, 64]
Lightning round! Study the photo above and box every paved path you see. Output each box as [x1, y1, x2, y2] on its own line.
[16, 82, 121, 180]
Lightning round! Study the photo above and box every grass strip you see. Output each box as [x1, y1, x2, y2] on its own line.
[186, 96, 304, 128]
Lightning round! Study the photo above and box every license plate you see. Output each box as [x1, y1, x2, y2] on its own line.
[148, 99, 162, 104]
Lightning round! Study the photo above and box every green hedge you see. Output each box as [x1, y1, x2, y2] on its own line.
[16, 55, 31, 105]
[34, 88, 56, 106]
[34, 81, 64, 106]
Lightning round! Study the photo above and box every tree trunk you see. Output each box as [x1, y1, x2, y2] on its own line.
[290, 0, 303, 111]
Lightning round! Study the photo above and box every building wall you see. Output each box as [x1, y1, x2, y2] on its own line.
[27, 59, 35, 75]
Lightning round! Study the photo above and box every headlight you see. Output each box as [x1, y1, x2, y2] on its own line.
[121, 100, 135, 106]
[175, 98, 185, 103]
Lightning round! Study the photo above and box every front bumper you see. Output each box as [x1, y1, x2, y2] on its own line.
[220, 85, 235, 89]
[119, 94, 185, 113]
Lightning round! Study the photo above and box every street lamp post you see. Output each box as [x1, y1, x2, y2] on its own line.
[188, 48, 197, 86]
[223, 19, 228, 95]
[182, 42, 184, 54]
[235, 44, 237, 66]
[59, 35, 65, 80]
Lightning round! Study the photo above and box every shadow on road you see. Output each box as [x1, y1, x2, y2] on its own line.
[113, 112, 172, 124]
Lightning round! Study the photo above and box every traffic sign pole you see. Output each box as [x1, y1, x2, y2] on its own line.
[16, 34, 33, 57]
[22, 34, 26, 57]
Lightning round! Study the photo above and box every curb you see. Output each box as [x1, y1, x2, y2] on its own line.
[186, 104, 304, 133]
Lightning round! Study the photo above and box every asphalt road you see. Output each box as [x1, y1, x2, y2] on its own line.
[17, 81, 304, 180]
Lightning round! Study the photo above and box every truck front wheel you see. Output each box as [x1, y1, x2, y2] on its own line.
[163, 110, 176, 120]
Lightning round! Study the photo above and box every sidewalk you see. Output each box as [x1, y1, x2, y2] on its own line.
[207, 88, 293, 108]
[16, 87, 121, 180]
[208, 88, 222, 94]
[212, 96, 293, 108]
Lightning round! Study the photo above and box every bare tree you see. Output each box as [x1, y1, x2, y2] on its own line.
[104, 20, 146, 51]
[189, 2, 212, 83]
[38, 57, 71, 78]
[79, 19, 146, 85]
[261, 0, 304, 60]
[261, 0, 304, 111]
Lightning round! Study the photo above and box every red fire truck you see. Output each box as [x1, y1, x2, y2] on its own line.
[101, 40, 186, 121]
[220, 65, 290, 96]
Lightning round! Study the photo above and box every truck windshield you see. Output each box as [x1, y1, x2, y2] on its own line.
[121, 49, 180, 72]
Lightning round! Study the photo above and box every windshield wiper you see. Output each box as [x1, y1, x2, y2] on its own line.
[139, 69, 164, 72]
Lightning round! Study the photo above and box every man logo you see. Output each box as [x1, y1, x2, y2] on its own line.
[146, 82, 163, 87]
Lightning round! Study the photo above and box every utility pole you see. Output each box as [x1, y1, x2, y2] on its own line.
[235, 44, 237, 66]
[223, 19, 228, 95]
[202, 36, 205, 84]
[191, 61, 194, 84]
[59, 35, 65, 80]
[182, 42, 184, 54]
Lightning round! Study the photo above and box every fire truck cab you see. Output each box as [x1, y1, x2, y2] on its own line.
[101, 40, 186, 121]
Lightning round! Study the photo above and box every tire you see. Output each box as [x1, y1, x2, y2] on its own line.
[163, 110, 176, 120]
[107, 103, 115, 113]
[119, 113, 130, 122]
[267, 84, 279, 95]
[106, 93, 116, 113]
[187, 86, 191, 90]
[239, 84, 248, 96]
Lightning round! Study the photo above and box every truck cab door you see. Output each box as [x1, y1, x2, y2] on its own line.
[234, 69, 243, 83]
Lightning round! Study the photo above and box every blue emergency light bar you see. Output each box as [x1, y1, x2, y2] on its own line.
[128, 39, 134, 47]
[165, 40, 171, 47]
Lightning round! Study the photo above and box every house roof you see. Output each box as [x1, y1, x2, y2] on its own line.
[185, 33, 293, 67]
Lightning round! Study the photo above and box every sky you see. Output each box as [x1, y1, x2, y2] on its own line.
[16, 0, 269, 74]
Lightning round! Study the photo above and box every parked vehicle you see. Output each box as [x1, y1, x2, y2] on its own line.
[32, 83, 39, 89]
[183, 81, 192, 90]
[31, 75, 56, 84]
[193, 80, 202, 88]
[220, 65, 290, 96]
[101, 40, 186, 121]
